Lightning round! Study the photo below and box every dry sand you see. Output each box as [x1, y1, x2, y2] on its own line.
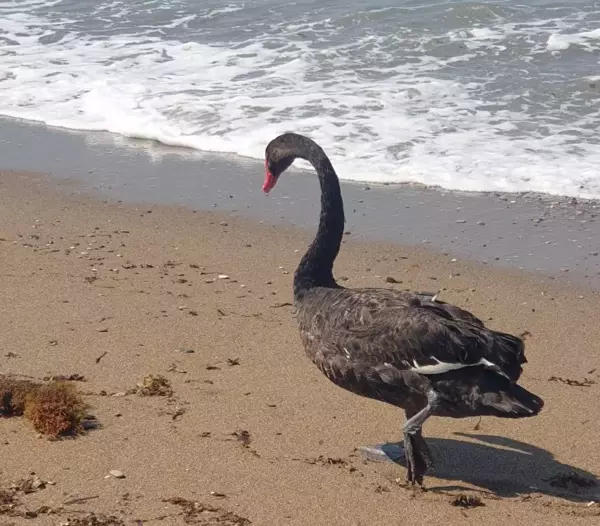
[1, 170, 599, 525]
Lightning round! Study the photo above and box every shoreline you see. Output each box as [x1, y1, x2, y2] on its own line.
[0, 116, 599, 290]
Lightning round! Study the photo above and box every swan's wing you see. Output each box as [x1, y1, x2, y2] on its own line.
[409, 288, 487, 327]
[306, 290, 524, 382]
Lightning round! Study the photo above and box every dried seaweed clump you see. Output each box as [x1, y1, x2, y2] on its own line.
[0, 375, 87, 438]
[136, 374, 173, 397]
[0, 475, 53, 518]
[0, 489, 19, 516]
[164, 497, 251, 525]
[60, 513, 125, 525]
[451, 494, 485, 508]
[0, 377, 35, 415]
[232, 429, 251, 448]
[24, 382, 87, 437]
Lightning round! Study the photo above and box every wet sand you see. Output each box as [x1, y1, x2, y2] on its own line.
[1, 117, 599, 290]
[0, 169, 599, 525]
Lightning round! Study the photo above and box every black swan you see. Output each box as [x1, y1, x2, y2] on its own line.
[262, 132, 544, 486]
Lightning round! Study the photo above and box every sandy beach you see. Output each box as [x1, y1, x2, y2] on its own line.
[2, 0, 600, 522]
[1, 168, 599, 525]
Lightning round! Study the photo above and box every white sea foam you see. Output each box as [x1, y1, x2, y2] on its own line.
[547, 28, 600, 51]
[0, 3, 599, 198]
[205, 5, 246, 18]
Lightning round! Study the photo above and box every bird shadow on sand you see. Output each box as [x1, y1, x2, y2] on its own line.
[363, 433, 599, 502]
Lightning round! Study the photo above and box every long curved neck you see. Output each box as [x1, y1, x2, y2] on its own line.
[294, 145, 345, 300]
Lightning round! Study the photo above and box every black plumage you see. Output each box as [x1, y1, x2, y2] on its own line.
[263, 132, 544, 485]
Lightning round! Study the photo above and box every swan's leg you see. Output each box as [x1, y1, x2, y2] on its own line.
[403, 391, 438, 486]
[404, 411, 433, 468]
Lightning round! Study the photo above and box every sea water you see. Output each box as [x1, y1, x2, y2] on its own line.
[1, 0, 599, 198]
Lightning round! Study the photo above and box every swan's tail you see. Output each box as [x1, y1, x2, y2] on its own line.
[433, 369, 544, 419]
[479, 381, 544, 418]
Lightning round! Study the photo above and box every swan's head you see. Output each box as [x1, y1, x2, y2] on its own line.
[263, 133, 301, 193]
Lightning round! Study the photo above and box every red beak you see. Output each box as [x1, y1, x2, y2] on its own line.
[263, 159, 276, 193]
